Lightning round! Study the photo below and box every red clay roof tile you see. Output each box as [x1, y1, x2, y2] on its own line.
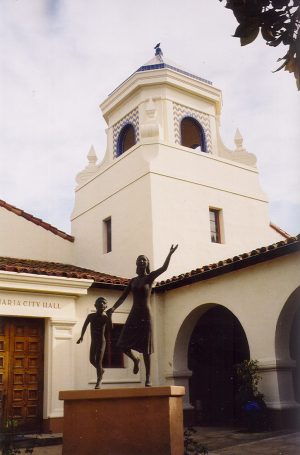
[155, 234, 300, 292]
[0, 257, 128, 289]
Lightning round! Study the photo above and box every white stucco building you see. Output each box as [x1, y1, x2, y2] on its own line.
[0, 47, 299, 432]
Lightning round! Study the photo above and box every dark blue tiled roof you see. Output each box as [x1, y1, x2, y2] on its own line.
[137, 62, 212, 86]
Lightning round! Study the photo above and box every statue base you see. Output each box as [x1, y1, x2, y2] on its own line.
[59, 386, 185, 455]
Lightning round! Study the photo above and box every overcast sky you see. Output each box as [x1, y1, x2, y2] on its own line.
[0, 0, 299, 237]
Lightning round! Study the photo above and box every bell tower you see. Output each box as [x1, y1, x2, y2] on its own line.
[71, 47, 283, 278]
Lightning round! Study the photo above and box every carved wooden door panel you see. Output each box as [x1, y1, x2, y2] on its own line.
[0, 317, 44, 432]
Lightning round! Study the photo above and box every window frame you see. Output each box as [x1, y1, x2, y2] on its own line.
[103, 217, 112, 253]
[209, 208, 222, 244]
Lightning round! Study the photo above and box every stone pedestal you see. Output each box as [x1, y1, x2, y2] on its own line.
[59, 386, 185, 455]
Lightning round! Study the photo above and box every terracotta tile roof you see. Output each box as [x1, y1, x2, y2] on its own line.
[1, 235, 299, 293]
[155, 234, 300, 292]
[270, 222, 291, 239]
[0, 199, 74, 242]
[0, 257, 128, 289]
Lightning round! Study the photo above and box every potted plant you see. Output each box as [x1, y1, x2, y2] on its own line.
[184, 428, 208, 455]
[235, 360, 269, 431]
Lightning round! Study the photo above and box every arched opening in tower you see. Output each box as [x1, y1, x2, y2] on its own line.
[117, 124, 136, 156]
[180, 117, 206, 152]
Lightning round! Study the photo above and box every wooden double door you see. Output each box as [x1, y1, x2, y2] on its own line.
[0, 317, 44, 432]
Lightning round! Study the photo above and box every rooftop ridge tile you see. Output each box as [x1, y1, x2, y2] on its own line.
[155, 234, 300, 291]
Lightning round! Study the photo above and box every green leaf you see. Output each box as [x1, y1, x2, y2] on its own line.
[261, 26, 275, 41]
[241, 27, 260, 45]
[267, 35, 283, 46]
[233, 20, 260, 38]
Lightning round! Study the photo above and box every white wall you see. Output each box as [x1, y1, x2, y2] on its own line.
[149, 143, 283, 275]
[0, 207, 74, 263]
[72, 141, 283, 278]
[72, 166, 154, 277]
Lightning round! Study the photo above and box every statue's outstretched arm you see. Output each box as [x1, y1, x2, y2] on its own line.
[149, 244, 178, 281]
[108, 280, 132, 314]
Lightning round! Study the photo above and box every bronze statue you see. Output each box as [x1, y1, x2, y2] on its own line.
[77, 297, 112, 389]
[107, 245, 178, 386]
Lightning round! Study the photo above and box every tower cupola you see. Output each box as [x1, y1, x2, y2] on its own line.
[98, 46, 256, 169]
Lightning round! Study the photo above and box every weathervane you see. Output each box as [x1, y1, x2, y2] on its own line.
[154, 43, 163, 56]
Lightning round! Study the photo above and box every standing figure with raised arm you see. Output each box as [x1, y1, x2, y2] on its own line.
[107, 245, 178, 387]
[77, 297, 112, 389]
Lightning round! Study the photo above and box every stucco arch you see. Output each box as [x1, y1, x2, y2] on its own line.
[275, 286, 300, 408]
[173, 303, 215, 373]
[171, 302, 250, 418]
[173, 302, 249, 372]
[275, 286, 300, 360]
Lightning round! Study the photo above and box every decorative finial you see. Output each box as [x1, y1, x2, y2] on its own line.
[75, 145, 98, 186]
[232, 128, 257, 166]
[234, 128, 245, 152]
[87, 145, 97, 165]
[154, 42, 163, 56]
